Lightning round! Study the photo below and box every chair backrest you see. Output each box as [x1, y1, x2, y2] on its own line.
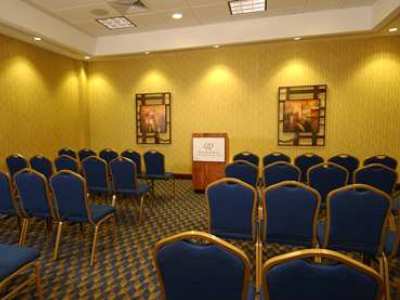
[82, 156, 110, 193]
[6, 154, 29, 177]
[262, 181, 320, 247]
[262, 249, 383, 300]
[121, 150, 142, 175]
[328, 154, 359, 183]
[206, 178, 257, 241]
[354, 163, 397, 195]
[54, 155, 79, 173]
[99, 148, 119, 163]
[153, 231, 251, 300]
[50, 170, 92, 223]
[144, 150, 165, 176]
[78, 148, 97, 161]
[224, 160, 258, 188]
[14, 169, 53, 218]
[364, 155, 397, 170]
[294, 153, 324, 182]
[263, 152, 291, 167]
[323, 184, 391, 256]
[307, 162, 349, 201]
[58, 148, 77, 159]
[110, 157, 138, 193]
[263, 162, 300, 187]
[0, 171, 17, 215]
[233, 151, 259, 167]
[30, 155, 53, 179]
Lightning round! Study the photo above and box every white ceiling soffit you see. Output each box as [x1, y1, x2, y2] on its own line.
[0, 0, 399, 58]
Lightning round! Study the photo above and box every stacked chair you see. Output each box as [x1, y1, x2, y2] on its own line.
[30, 155, 53, 180]
[328, 154, 359, 183]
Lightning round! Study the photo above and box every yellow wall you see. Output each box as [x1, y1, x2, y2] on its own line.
[0, 34, 88, 170]
[88, 36, 400, 173]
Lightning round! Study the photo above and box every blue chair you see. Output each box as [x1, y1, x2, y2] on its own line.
[294, 153, 324, 182]
[262, 162, 300, 187]
[82, 156, 114, 201]
[262, 181, 320, 248]
[0, 244, 42, 299]
[50, 170, 116, 265]
[364, 155, 397, 170]
[110, 157, 150, 223]
[58, 148, 77, 159]
[153, 231, 253, 300]
[54, 155, 79, 173]
[30, 155, 53, 180]
[144, 150, 175, 198]
[262, 249, 383, 300]
[384, 223, 400, 298]
[206, 178, 257, 241]
[6, 154, 29, 178]
[328, 154, 359, 183]
[121, 150, 142, 177]
[14, 169, 54, 246]
[99, 148, 118, 164]
[354, 163, 397, 196]
[225, 160, 258, 188]
[263, 152, 290, 167]
[307, 162, 348, 202]
[233, 152, 260, 167]
[78, 148, 97, 161]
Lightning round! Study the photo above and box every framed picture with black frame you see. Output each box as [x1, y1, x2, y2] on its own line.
[136, 92, 171, 144]
[278, 85, 327, 146]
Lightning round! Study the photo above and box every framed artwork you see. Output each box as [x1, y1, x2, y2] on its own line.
[136, 92, 171, 144]
[278, 85, 327, 146]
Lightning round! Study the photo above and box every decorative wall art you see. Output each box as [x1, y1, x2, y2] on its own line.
[136, 92, 171, 144]
[278, 85, 327, 146]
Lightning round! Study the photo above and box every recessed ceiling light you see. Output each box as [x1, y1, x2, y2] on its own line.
[97, 16, 135, 30]
[293, 37, 302, 41]
[33, 37, 42, 41]
[388, 27, 398, 33]
[172, 12, 183, 20]
[213, 45, 220, 48]
[84, 56, 91, 60]
[145, 51, 151, 55]
[229, 0, 266, 15]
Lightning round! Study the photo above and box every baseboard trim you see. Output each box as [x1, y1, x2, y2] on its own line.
[174, 173, 192, 179]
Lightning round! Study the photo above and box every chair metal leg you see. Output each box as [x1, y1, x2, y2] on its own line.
[138, 196, 145, 224]
[53, 222, 63, 261]
[34, 262, 43, 300]
[18, 219, 27, 246]
[111, 194, 116, 207]
[90, 225, 100, 266]
[381, 254, 392, 300]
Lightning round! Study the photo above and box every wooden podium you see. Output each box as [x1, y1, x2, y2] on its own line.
[192, 133, 229, 192]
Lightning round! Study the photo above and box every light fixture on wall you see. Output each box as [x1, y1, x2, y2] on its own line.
[388, 27, 398, 33]
[213, 45, 220, 48]
[172, 12, 183, 20]
[33, 37, 42, 41]
[84, 56, 91, 60]
[97, 16, 136, 29]
[293, 37, 302, 41]
[145, 51, 151, 55]
[229, 0, 266, 15]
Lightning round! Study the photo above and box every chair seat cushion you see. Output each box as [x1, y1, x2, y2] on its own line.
[0, 244, 39, 281]
[89, 186, 112, 194]
[91, 204, 116, 223]
[385, 230, 396, 256]
[317, 221, 325, 246]
[145, 172, 174, 180]
[116, 183, 150, 197]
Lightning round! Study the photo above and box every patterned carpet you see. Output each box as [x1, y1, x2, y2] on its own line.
[0, 179, 399, 299]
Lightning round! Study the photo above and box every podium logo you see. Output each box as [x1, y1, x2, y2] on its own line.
[203, 143, 214, 152]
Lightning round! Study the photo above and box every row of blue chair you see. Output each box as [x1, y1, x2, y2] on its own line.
[205, 178, 393, 297]
[0, 169, 116, 266]
[153, 231, 384, 300]
[234, 151, 397, 181]
[226, 160, 398, 203]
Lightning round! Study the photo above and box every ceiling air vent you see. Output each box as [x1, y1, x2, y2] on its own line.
[108, 0, 149, 14]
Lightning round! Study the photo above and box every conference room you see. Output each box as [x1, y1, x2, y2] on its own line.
[0, 0, 400, 299]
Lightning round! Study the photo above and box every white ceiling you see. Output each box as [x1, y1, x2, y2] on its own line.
[23, 0, 376, 37]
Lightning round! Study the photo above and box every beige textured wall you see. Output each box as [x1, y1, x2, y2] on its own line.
[88, 36, 400, 173]
[0, 34, 88, 170]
